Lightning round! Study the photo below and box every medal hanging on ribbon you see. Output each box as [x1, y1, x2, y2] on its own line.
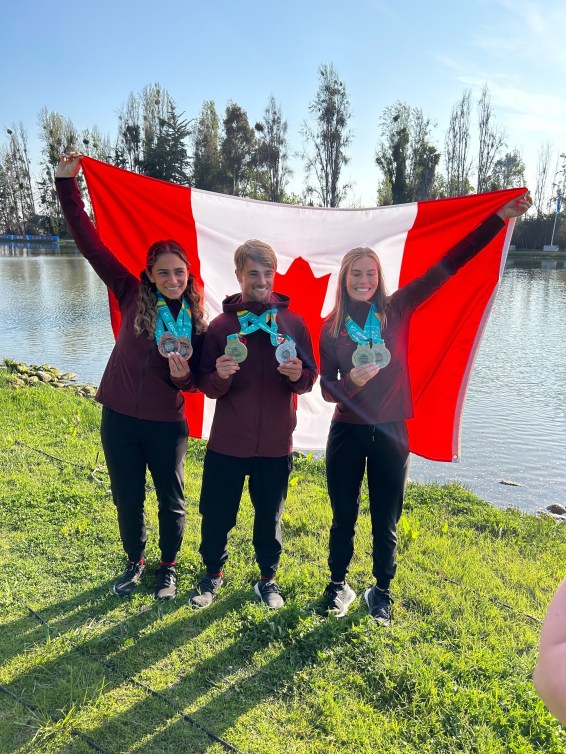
[225, 309, 297, 364]
[346, 305, 391, 369]
[155, 294, 193, 360]
[275, 336, 297, 364]
[225, 334, 248, 363]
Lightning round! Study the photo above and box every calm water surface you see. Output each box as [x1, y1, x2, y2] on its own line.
[1, 244, 565, 513]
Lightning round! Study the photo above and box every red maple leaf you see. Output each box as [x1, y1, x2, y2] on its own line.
[275, 257, 331, 366]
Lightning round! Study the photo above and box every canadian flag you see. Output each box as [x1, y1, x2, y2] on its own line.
[80, 157, 523, 462]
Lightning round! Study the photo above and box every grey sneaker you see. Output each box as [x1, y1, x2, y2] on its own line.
[254, 580, 284, 609]
[188, 575, 223, 608]
[364, 586, 393, 625]
[323, 582, 356, 617]
[113, 561, 145, 597]
[154, 565, 177, 600]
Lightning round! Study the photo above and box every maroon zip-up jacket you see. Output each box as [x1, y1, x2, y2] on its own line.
[198, 293, 318, 457]
[320, 213, 506, 425]
[56, 177, 203, 422]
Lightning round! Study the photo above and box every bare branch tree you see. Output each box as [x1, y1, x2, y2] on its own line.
[255, 96, 292, 203]
[115, 93, 142, 172]
[301, 63, 352, 207]
[476, 83, 506, 193]
[0, 123, 36, 233]
[191, 100, 222, 192]
[444, 89, 473, 196]
[533, 141, 553, 216]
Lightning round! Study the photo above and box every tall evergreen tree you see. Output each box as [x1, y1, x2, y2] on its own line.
[141, 104, 191, 184]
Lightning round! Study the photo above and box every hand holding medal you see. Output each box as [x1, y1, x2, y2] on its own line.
[277, 356, 302, 382]
[216, 353, 241, 379]
[350, 362, 380, 387]
[167, 351, 191, 380]
[274, 334, 301, 381]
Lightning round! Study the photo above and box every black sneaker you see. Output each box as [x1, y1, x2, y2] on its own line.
[323, 582, 356, 618]
[188, 575, 223, 608]
[113, 561, 145, 597]
[154, 565, 177, 600]
[364, 586, 393, 625]
[254, 580, 284, 609]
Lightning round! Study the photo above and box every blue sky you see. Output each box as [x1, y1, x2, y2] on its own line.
[2, 0, 564, 205]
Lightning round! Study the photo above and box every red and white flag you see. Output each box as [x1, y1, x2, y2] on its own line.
[81, 157, 523, 462]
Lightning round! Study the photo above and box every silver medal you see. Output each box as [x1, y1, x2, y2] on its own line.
[275, 339, 297, 364]
[371, 342, 391, 368]
[352, 343, 376, 367]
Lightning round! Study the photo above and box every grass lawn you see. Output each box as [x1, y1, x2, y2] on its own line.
[0, 365, 565, 753]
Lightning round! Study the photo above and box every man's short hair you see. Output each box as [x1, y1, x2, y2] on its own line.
[234, 239, 277, 272]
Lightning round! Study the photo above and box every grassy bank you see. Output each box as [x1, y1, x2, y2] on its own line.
[0, 366, 564, 753]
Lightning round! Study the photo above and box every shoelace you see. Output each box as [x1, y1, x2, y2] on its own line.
[125, 563, 144, 577]
[198, 577, 219, 593]
[326, 583, 345, 600]
[261, 581, 281, 595]
[160, 570, 176, 587]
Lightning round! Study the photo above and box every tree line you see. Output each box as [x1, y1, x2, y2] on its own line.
[1, 64, 564, 247]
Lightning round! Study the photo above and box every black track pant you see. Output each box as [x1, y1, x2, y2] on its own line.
[100, 406, 188, 563]
[198, 449, 292, 579]
[325, 420, 409, 590]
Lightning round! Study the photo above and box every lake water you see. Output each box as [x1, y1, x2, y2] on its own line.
[1, 244, 565, 514]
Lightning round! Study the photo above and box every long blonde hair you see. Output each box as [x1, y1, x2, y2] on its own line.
[327, 247, 388, 339]
[134, 240, 207, 338]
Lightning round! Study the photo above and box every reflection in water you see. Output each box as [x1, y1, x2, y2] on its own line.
[410, 267, 566, 512]
[1, 249, 565, 513]
[1, 251, 115, 385]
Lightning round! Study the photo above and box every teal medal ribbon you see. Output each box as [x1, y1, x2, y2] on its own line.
[155, 294, 193, 358]
[346, 305, 391, 369]
[228, 308, 297, 363]
[345, 304, 383, 345]
[236, 308, 280, 345]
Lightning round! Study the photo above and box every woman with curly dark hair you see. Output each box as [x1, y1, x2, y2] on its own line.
[55, 153, 206, 600]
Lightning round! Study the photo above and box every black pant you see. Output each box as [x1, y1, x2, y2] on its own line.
[100, 406, 188, 563]
[326, 420, 409, 590]
[198, 450, 292, 579]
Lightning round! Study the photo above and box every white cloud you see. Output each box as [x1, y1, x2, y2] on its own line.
[473, 1, 566, 73]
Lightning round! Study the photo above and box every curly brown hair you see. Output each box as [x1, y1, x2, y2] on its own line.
[133, 240, 207, 338]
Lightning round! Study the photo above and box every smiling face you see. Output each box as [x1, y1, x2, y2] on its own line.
[236, 259, 275, 304]
[147, 252, 189, 300]
[345, 255, 379, 302]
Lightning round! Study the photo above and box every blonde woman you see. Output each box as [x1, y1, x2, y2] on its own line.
[320, 193, 532, 622]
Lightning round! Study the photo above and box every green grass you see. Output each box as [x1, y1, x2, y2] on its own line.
[0, 365, 565, 753]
